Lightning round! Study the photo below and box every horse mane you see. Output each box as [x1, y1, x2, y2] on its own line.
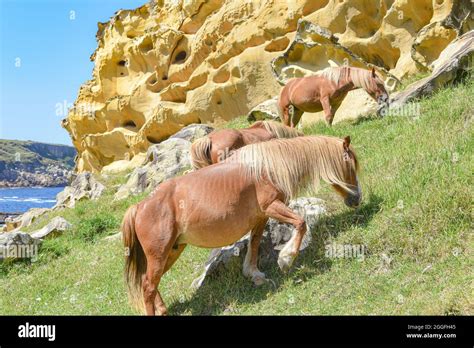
[251, 120, 303, 138]
[234, 136, 359, 200]
[318, 66, 379, 92]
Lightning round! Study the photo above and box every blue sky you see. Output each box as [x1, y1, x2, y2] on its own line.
[0, 0, 146, 145]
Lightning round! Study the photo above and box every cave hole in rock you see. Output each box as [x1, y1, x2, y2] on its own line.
[147, 135, 161, 144]
[118, 60, 127, 67]
[162, 75, 168, 81]
[173, 51, 187, 64]
[122, 120, 137, 129]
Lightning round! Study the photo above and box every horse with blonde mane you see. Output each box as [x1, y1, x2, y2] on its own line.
[190, 120, 303, 169]
[278, 66, 391, 127]
[122, 135, 361, 315]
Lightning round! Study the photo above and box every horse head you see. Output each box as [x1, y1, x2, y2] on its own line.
[368, 68, 390, 117]
[331, 136, 362, 208]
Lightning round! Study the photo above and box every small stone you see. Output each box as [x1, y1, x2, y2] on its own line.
[54, 172, 105, 209]
[30, 217, 72, 240]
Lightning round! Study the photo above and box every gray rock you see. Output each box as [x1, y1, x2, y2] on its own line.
[169, 124, 214, 143]
[30, 216, 72, 240]
[115, 138, 192, 200]
[192, 197, 326, 289]
[0, 212, 21, 226]
[247, 97, 281, 122]
[391, 30, 474, 108]
[103, 231, 122, 241]
[54, 172, 105, 209]
[0, 231, 42, 260]
[2, 208, 50, 232]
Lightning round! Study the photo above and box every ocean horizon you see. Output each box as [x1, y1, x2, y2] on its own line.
[0, 186, 64, 213]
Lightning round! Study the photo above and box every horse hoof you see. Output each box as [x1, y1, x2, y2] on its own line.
[156, 307, 168, 316]
[278, 255, 293, 273]
[252, 272, 267, 286]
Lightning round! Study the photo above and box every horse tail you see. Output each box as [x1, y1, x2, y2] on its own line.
[190, 137, 212, 169]
[122, 204, 146, 313]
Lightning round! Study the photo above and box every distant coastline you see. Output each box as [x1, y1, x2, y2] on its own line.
[0, 183, 69, 189]
[0, 139, 76, 188]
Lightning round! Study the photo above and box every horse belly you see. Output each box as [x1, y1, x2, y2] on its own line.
[175, 179, 262, 248]
[177, 212, 259, 248]
[290, 90, 323, 112]
[297, 100, 323, 113]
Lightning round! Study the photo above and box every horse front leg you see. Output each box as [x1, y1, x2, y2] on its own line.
[264, 200, 307, 272]
[321, 96, 334, 126]
[243, 218, 268, 286]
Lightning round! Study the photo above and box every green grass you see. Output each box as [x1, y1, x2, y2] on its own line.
[0, 79, 472, 315]
[394, 71, 431, 91]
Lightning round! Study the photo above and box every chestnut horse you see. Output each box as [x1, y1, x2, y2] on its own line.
[278, 66, 390, 127]
[190, 120, 302, 169]
[122, 135, 361, 315]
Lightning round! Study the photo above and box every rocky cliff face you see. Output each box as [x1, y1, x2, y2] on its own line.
[0, 140, 75, 187]
[63, 0, 472, 173]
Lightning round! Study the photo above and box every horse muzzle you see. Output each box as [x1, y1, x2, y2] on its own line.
[376, 101, 389, 117]
[344, 193, 361, 208]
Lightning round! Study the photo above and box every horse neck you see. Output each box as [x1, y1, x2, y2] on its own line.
[336, 69, 357, 91]
[347, 68, 375, 94]
[241, 126, 274, 143]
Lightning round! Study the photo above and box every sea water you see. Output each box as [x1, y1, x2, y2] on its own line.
[0, 187, 64, 213]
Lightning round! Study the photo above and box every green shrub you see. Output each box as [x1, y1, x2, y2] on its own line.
[74, 212, 119, 243]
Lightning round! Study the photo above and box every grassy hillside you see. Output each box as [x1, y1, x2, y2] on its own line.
[0, 140, 75, 167]
[0, 78, 472, 315]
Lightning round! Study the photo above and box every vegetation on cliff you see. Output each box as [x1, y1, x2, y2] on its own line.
[0, 140, 76, 187]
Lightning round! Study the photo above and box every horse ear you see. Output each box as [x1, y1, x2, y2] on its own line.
[343, 136, 351, 151]
[371, 67, 376, 78]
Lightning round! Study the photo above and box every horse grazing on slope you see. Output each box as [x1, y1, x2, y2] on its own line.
[122, 135, 361, 315]
[190, 120, 302, 169]
[278, 66, 390, 127]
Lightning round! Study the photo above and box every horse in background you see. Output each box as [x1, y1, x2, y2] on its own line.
[190, 120, 302, 169]
[123, 135, 361, 315]
[278, 66, 391, 127]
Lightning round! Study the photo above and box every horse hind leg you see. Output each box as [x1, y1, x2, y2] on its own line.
[147, 244, 186, 313]
[142, 257, 167, 316]
[243, 219, 268, 286]
[280, 104, 291, 126]
[286, 104, 304, 128]
[288, 104, 296, 127]
[264, 200, 307, 272]
[164, 244, 186, 274]
[292, 108, 304, 129]
[140, 222, 178, 316]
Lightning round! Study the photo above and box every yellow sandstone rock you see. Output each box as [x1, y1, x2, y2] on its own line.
[63, 0, 471, 172]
